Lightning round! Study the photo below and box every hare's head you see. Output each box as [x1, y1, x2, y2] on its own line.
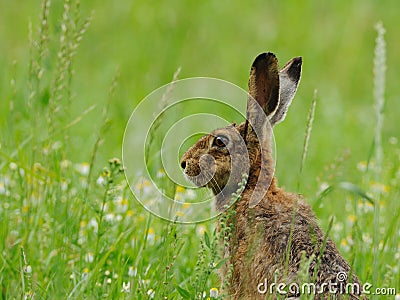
[180, 53, 302, 208]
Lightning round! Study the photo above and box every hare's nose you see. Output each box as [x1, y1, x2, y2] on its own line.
[180, 160, 186, 170]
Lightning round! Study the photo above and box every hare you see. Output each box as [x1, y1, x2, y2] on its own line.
[180, 53, 366, 299]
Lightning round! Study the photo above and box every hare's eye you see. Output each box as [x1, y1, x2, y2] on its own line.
[213, 136, 228, 148]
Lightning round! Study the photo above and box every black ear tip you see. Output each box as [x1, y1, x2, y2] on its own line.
[293, 56, 303, 67]
[286, 56, 302, 80]
[252, 52, 277, 68]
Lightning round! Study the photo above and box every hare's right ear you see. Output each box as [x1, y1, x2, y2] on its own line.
[245, 52, 280, 134]
[269, 57, 302, 125]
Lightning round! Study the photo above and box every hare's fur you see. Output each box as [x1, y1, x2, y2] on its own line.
[181, 53, 366, 299]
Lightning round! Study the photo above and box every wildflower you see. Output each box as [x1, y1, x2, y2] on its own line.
[356, 161, 367, 172]
[370, 181, 390, 194]
[105, 270, 111, 276]
[109, 157, 122, 166]
[147, 228, 155, 243]
[61, 180, 68, 191]
[106, 278, 112, 284]
[75, 162, 90, 176]
[24, 290, 33, 299]
[60, 160, 71, 169]
[175, 211, 184, 217]
[22, 205, 29, 213]
[176, 185, 185, 193]
[196, 225, 207, 237]
[69, 273, 75, 280]
[96, 175, 106, 186]
[347, 214, 356, 225]
[147, 289, 155, 298]
[121, 281, 131, 293]
[85, 252, 94, 263]
[9, 162, 18, 171]
[135, 179, 152, 195]
[362, 233, 372, 244]
[115, 197, 129, 214]
[24, 265, 32, 274]
[88, 218, 98, 233]
[80, 177, 88, 188]
[210, 287, 219, 298]
[182, 202, 191, 209]
[105, 213, 115, 222]
[128, 266, 137, 277]
[157, 169, 165, 178]
[317, 182, 330, 194]
[82, 268, 89, 279]
[340, 238, 350, 252]
[185, 189, 196, 199]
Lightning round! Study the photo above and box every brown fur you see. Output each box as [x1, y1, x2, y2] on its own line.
[180, 53, 367, 299]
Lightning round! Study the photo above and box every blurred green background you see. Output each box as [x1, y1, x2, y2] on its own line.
[0, 0, 398, 194]
[0, 1, 399, 297]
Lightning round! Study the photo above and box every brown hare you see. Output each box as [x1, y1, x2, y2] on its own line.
[180, 53, 366, 299]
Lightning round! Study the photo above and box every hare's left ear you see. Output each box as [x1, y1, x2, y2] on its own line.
[246, 52, 280, 132]
[269, 57, 302, 125]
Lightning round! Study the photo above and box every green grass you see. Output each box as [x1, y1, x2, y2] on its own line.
[0, 0, 399, 298]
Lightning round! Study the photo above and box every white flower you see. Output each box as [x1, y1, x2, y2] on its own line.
[105, 213, 115, 222]
[61, 180, 68, 191]
[60, 160, 71, 169]
[121, 281, 131, 293]
[128, 266, 137, 277]
[75, 163, 90, 176]
[88, 218, 98, 233]
[96, 176, 106, 186]
[24, 265, 32, 274]
[147, 289, 155, 298]
[84, 252, 94, 263]
[196, 225, 207, 237]
[210, 287, 219, 298]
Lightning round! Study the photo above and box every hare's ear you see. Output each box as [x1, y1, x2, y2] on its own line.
[246, 52, 280, 128]
[269, 57, 302, 126]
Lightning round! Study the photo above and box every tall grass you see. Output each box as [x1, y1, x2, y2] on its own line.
[0, 1, 399, 299]
[372, 21, 386, 294]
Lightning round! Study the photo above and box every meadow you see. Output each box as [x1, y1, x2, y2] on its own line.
[0, 0, 399, 298]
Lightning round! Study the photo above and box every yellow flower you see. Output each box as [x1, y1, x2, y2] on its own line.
[182, 202, 191, 209]
[176, 185, 185, 193]
[347, 214, 356, 224]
